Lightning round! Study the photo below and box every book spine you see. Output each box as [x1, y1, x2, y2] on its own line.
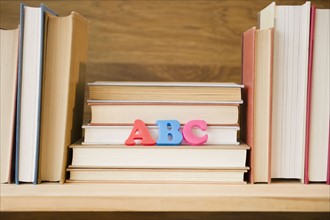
[327, 122, 330, 185]
[304, 5, 316, 184]
[14, 3, 25, 185]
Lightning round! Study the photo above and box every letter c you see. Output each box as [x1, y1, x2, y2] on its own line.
[182, 120, 208, 145]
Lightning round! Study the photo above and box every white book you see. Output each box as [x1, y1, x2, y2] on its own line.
[67, 167, 248, 184]
[260, 2, 311, 180]
[70, 142, 249, 169]
[15, 4, 56, 183]
[83, 124, 239, 145]
[89, 103, 239, 125]
[0, 27, 19, 183]
[308, 9, 330, 182]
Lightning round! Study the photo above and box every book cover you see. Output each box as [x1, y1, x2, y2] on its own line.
[241, 26, 256, 183]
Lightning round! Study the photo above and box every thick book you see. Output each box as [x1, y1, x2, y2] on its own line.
[260, 1, 311, 181]
[38, 12, 88, 183]
[89, 102, 239, 125]
[242, 26, 274, 183]
[67, 167, 249, 184]
[88, 81, 243, 104]
[0, 27, 19, 183]
[70, 142, 249, 169]
[305, 8, 330, 183]
[83, 124, 240, 145]
[15, 3, 57, 184]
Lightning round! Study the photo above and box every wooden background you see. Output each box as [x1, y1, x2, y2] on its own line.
[1, 0, 329, 85]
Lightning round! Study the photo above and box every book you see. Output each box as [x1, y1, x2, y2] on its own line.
[0, 27, 19, 183]
[241, 27, 256, 183]
[88, 81, 243, 104]
[259, 1, 311, 181]
[303, 4, 316, 184]
[89, 102, 239, 125]
[67, 167, 249, 184]
[305, 8, 330, 183]
[254, 28, 273, 183]
[38, 12, 88, 183]
[15, 3, 57, 184]
[83, 124, 240, 145]
[70, 142, 249, 169]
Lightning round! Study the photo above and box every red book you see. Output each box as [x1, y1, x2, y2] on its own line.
[304, 5, 316, 184]
[327, 126, 330, 185]
[241, 27, 256, 183]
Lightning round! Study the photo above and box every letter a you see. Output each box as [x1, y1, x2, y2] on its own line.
[125, 119, 156, 146]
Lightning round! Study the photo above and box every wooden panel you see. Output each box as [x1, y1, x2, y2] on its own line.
[1, 0, 329, 83]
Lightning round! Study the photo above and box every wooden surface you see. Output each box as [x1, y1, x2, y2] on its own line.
[1, 212, 329, 220]
[1, 183, 329, 212]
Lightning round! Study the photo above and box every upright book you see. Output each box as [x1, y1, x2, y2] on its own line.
[304, 8, 330, 183]
[0, 27, 19, 183]
[38, 12, 88, 183]
[15, 3, 57, 184]
[242, 26, 273, 183]
[259, 1, 311, 181]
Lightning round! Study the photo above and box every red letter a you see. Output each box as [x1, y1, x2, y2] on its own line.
[125, 119, 156, 146]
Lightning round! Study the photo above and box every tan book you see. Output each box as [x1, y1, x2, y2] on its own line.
[67, 167, 248, 184]
[89, 102, 239, 125]
[88, 81, 243, 103]
[38, 12, 88, 183]
[70, 141, 249, 169]
[0, 27, 19, 183]
[253, 28, 273, 183]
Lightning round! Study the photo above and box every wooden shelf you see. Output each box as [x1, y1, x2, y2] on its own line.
[1, 183, 329, 212]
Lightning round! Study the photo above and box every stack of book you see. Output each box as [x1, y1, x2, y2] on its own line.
[67, 81, 250, 184]
[241, 1, 329, 184]
[0, 3, 88, 184]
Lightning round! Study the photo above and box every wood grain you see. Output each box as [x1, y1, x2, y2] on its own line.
[1, 183, 330, 212]
[1, 0, 329, 84]
[1, 212, 329, 220]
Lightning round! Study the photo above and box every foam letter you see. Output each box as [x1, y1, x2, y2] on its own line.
[183, 120, 208, 145]
[125, 119, 156, 146]
[156, 120, 183, 145]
